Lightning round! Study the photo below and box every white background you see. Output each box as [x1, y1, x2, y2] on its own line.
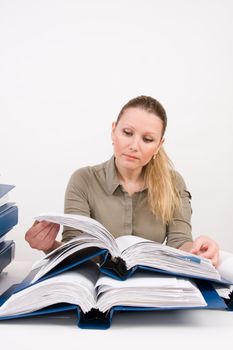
[0, 0, 233, 262]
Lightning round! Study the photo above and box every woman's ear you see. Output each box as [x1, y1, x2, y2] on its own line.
[111, 121, 116, 131]
[157, 137, 165, 153]
[160, 137, 165, 146]
[111, 121, 116, 143]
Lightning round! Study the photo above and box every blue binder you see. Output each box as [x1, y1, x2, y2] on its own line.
[0, 202, 16, 216]
[0, 206, 18, 237]
[0, 240, 15, 273]
[33, 214, 232, 285]
[29, 247, 231, 286]
[100, 256, 232, 284]
[0, 270, 232, 329]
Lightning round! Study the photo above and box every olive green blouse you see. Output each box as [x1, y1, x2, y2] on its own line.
[62, 156, 193, 248]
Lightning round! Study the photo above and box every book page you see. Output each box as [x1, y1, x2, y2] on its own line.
[217, 250, 233, 283]
[96, 271, 207, 313]
[0, 262, 99, 317]
[31, 233, 111, 283]
[35, 213, 120, 256]
[117, 235, 221, 282]
[116, 235, 151, 252]
[30, 213, 123, 282]
[96, 271, 186, 289]
[213, 283, 233, 299]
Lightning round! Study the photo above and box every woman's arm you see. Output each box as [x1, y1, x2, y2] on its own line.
[166, 171, 193, 248]
[62, 167, 92, 242]
[166, 172, 219, 267]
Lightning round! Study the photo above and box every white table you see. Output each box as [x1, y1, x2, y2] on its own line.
[0, 261, 232, 350]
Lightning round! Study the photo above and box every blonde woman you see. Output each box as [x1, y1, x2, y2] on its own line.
[25, 96, 219, 266]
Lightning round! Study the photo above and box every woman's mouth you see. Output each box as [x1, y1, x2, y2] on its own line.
[123, 154, 139, 160]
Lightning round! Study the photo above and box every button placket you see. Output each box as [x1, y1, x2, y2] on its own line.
[123, 191, 133, 235]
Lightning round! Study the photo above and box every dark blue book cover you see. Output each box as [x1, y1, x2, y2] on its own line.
[0, 206, 18, 237]
[0, 240, 15, 273]
[0, 203, 16, 215]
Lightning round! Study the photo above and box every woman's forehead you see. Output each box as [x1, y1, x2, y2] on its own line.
[118, 107, 163, 132]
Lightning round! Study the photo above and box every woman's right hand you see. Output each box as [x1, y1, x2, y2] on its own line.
[25, 220, 61, 253]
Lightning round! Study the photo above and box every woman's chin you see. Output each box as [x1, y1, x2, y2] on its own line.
[118, 159, 142, 170]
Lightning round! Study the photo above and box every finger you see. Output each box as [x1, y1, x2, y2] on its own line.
[204, 249, 219, 265]
[43, 223, 60, 240]
[200, 244, 209, 251]
[36, 223, 60, 241]
[190, 238, 204, 254]
[191, 236, 216, 255]
[199, 246, 216, 259]
[32, 220, 50, 228]
[26, 221, 56, 240]
[32, 220, 39, 227]
[29, 224, 60, 250]
[211, 255, 219, 267]
[203, 251, 219, 267]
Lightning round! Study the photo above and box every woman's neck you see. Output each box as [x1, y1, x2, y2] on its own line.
[115, 158, 145, 188]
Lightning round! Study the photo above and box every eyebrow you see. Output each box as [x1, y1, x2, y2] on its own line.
[123, 124, 157, 136]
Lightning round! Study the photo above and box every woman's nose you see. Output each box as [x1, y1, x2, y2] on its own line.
[129, 138, 139, 151]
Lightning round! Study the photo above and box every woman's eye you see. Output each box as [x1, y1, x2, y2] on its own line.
[143, 137, 153, 143]
[123, 129, 133, 136]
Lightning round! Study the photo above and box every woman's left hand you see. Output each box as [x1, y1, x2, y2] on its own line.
[190, 235, 219, 267]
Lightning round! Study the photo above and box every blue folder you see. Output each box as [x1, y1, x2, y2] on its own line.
[27, 247, 231, 286]
[0, 270, 232, 329]
[0, 240, 15, 273]
[100, 256, 232, 284]
[0, 202, 16, 216]
[0, 206, 18, 237]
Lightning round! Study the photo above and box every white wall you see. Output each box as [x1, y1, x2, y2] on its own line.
[1, 0, 232, 262]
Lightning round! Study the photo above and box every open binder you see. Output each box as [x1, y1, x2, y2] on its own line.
[29, 213, 231, 285]
[0, 264, 232, 329]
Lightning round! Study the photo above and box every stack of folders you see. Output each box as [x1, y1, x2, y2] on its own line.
[0, 184, 18, 274]
[0, 213, 232, 329]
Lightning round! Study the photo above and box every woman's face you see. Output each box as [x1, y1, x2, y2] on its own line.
[111, 107, 164, 172]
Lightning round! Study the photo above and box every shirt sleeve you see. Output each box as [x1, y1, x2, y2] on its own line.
[62, 167, 91, 242]
[166, 171, 193, 249]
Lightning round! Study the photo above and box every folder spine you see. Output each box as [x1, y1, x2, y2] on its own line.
[101, 253, 128, 279]
[0, 241, 15, 273]
[0, 206, 18, 237]
[224, 290, 233, 310]
[78, 308, 111, 329]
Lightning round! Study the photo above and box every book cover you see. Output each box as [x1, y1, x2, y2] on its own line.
[0, 240, 15, 273]
[0, 206, 18, 237]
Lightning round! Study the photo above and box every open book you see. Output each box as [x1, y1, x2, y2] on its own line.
[0, 262, 208, 318]
[30, 213, 230, 284]
[0, 261, 231, 329]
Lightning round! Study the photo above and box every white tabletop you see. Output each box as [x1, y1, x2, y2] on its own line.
[0, 261, 232, 350]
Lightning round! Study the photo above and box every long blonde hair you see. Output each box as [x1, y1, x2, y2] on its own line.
[116, 95, 181, 223]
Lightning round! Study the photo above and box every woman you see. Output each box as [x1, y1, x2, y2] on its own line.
[25, 96, 219, 266]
